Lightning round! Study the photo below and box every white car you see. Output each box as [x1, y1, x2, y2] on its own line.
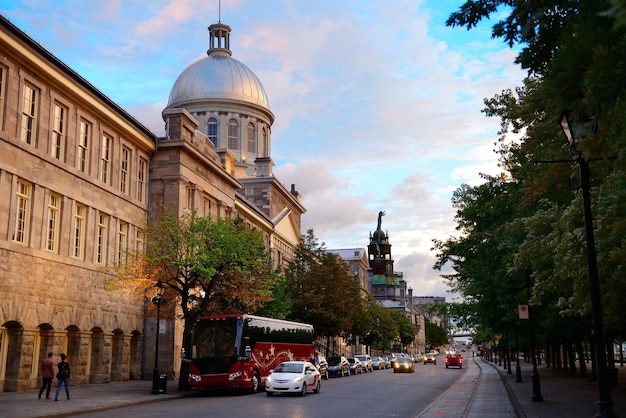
[355, 354, 373, 373]
[266, 361, 321, 396]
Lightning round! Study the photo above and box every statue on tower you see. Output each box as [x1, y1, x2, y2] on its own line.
[377, 210, 385, 232]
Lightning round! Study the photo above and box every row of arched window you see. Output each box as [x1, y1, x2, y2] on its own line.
[207, 117, 268, 157]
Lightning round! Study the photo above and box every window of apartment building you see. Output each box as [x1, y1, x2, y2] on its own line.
[208, 117, 218, 146]
[228, 118, 239, 149]
[78, 120, 91, 173]
[96, 213, 109, 264]
[12, 179, 32, 244]
[120, 146, 130, 194]
[100, 134, 112, 184]
[20, 83, 38, 145]
[186, 185, 194, 211]
[0, 65, 6, 129]
[118, 221, 128, 264]
[45, 193, 61, 252]
[247, 122, 256, 153]
[73, 204, 86, 259]
[51, 103, 66, 160]
[137, 157, 147, 203]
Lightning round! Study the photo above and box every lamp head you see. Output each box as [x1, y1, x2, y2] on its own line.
[559, 111, 597, 148]
[153, 280, 165, 300]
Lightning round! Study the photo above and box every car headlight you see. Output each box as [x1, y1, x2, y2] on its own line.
[228, 371, 243, 381]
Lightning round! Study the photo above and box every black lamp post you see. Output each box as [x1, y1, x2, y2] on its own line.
[150, 280, 165, 395]
[559, 112, 614, 418]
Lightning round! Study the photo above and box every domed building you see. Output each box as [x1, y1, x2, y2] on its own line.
[151, 21, 306, 380]
[0, 15, 305, 392]
[165, 22, 274, 178]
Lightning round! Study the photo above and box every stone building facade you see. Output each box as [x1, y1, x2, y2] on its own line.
[0, 16, 305, 392]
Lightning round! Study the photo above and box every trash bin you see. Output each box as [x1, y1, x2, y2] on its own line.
[158, 374, 167, 393]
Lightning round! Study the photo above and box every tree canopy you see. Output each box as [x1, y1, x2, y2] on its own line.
[434, 0, 626, 367]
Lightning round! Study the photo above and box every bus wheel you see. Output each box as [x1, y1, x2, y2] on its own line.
[250, 371, 260, 394]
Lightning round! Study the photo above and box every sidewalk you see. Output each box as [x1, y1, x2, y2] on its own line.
[1, 380, 187, 418]
[1, 357, 624, 417]
[492, 356, 626, 417]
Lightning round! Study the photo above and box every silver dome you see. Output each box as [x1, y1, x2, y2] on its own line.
[167, 55, 270, 110]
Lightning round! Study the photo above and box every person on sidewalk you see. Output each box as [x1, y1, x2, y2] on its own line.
[38, 352, 55, 400]
[54, 353, 72, 401]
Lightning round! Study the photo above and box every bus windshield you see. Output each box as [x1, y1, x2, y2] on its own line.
[193, 317, 240, 358]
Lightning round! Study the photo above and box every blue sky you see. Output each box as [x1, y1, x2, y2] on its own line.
[1, 0, 525, 298]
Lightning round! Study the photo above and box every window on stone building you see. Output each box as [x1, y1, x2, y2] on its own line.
[120, 146, 130, 194]
[137, 157, 147, 203]
[118, 221, 128, 264]
[136, 228, 145, 253]
[12, 179, 32, 244]
[208, 117, 218, 146]
[45, 193, 61, 252]
[21, 83, 38, 145]
[247, 122, 256, 153]
[96, 213, 109, 264]
[228, 118, 239, 149]
[100, 134, 112, 184]
[73, 203, 86, 259]
[0, 65, 6, 130]
[51, 103, 66, 161]
[78, 120, 91, 173]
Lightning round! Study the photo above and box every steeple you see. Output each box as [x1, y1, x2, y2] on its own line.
[368, 211, 393, 275]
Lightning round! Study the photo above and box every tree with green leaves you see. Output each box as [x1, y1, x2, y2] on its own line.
[111, 210, 280, 390]
[425, 319, 449, 350]
[285, 230, 367, 354]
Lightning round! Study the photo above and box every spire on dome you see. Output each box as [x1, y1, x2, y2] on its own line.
[207, 22, 232, 57]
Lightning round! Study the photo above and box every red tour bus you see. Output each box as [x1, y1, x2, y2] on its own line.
[188, 313, 315, 393]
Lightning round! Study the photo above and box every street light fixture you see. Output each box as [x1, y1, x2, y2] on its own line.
[559, 112, 614, 418]
[150, 280, 165, 395]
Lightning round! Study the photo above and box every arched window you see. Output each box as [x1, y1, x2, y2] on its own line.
[228, 119, 239, 149]
[208, 118, 218, 146]
[247, 122, 256, 153]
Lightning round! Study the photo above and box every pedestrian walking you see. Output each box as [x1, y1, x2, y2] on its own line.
[54, 353, 71, 401]
[38, 352, 54, 399]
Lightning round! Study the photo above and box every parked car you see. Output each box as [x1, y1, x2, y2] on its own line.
[355, 354, 373, 373]
[371, 356, 386, 370]
[393, 356, 415, 373]
[382, 354, 394, 369]
[347, 357, 364, 374]
[266, 361, 321, 396]
[423, 353, 437, 365]
[444, 353, 463, 369]
[327, 356, 350, 377]
[315, 355, 329, 379]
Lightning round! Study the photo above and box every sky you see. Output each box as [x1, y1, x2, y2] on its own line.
[0, 0, 525, 298]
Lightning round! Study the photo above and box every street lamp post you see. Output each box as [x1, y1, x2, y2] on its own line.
[150, 280, 165, 395]
[559, 112, 614, 418]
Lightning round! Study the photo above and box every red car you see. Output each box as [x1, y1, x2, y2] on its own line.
[445, 353, 463, 369]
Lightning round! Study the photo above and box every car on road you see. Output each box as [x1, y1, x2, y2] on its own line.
[315, 355, 329, 380]
[327, 356, 350, 377]
[372, 356, 386, 370]
[355, 355, 373, 373]
[423, 353, 437, 365]
[393, 357, 415, 373]
[445, 353, 463, 369]
[347, 357, 364, 374]
[382, 354, 394, 368]
[413, 353, 424, 363]
[265, 361, 321, 396]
